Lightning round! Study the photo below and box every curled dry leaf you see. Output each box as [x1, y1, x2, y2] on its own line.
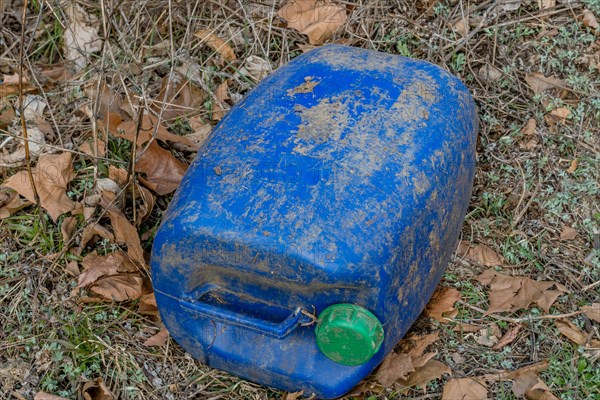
[81, 222, 115, 249]
[492, 323, 522, 350]
[136, 141, 187, 195]
[60, 216, 78, 244]
[0, 187, 32, 218]
[105, 205, 145, 266]
[139, 292, 158, 315]
[565, 159, 578, 174]
[513, 371, 560, 400]
[151, 74, 206, 121]
[524, 72, 566, 93]
[81, 377, 114, 400]
[476, 269, 567, 315]
[4, 152, 76, 221]
[114, 114, 195, 148]
[0, 126, 48, 168]
[194, 29, 237, 63]
[473, 324, 501, 347]
[425, 287, 460, 323]
[442, 378, 488, 400]
[63, 3, 103, 71]
[278, 0, 348, 45]
[545, 107, 571, 125]
[554, 319, 600, 349]
[212, 80, 230, 121]
[143, 327, 170, 347]
[457, 241, 505, 266]
[239, 55, 272, 82]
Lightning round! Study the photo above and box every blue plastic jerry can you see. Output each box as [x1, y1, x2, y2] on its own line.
[151, 44, 478, 398]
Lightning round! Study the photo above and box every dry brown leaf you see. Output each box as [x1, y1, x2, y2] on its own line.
[239, 55, 272, 82]
[174, 119, 212, 152]
[81, 377, 114, 400]
[90, 274, 143, 301]
[425, 287, 460, 323]
[492, 324, 522, 350]
[400, 359, 451, 389]
[555, 319, 588, 346]
[474, 324, 502, 347]
[151, 75, 206, 121]
[136, 140, 187, 195]
[442, 378, 488, 400]
[559, 226, 577, 241]
[457, 241, 505, 266]
[375, 352, 415, 387]
[285, 391, 304, 400]
[34, 392, 69, 400]
[453, 323, 484, 333]
[484, 360, 550, 382]
[0, 187, 32, 218]
[106, 206, 145, 266]
[79, 136, 107, 158]
[453, 17, 469, 37]
[538, 0, 555, 10]
[278, 0, 348, 45]
[81, 222, 115, 249]
[0, 126, 48, 168]
[143, 327, 169, 347]
[401, 332, 440, 358]
[77, 251, 138, 289]
[139, 292, 158, 315]
[476, 269, 566, 315]
[583, 9, 599, 30]
[65, 260, 80, 277]
[524, 72, 566, 93]
[212, 80, 230, 121]
[582, 303, 600, 323]
[194, 29, 237, 63]
[522, 118, 537, 135]
[134, 184, 156, 226]
[566, 159, 578, 174]
[64, 4, 103, 71]
[60, 216, 78, 244]
[0, 97, 15, 129]
[115, 114, 195, 148]
[547, 107, 571, 125]
[513, 371, 560, 400]
[4, 152, 76, 221]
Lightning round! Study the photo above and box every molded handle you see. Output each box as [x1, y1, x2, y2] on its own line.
[179, 284, 310, 339]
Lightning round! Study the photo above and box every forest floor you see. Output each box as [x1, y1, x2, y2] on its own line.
[0, 0, 599, 399]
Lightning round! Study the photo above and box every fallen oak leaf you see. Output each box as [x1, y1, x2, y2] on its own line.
[106, 206, 145, 266]
[475, 269, 566, 315]
[143, 327, 169, 347]
[90, 273, 143, 302]
[524, 72, 566, 93]
[4, 152, 76, 221]
[375, 352, 415, 387]
[425, 287, 460, 323]
[0, 126, 48, 168]
[63, 4, 103, 71]
[60, 216, 78, 244]
[150, 74, 206, 122]
[135, 141, 187, 195]
[278, 0, 348, 45]
[399, 359, 451, 390]
[114, 114, 196, 149]
[80, 222, 115, 249]
[442, 377, 488, 400]
[559, 226, 577, 241]
[457, 241, 505, 266]
[194, 29, 237, 63]
[212, 80, 230, 121]
[473, 324, 502, 347]
[139, 292, 158, 315]
[554, 319, 591, 346]
[77, 251, 138, 289]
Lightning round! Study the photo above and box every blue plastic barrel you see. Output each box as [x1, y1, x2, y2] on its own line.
[151, 44, 478, 398]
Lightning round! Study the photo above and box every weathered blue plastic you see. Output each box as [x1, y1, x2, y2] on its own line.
[151, 44, 478, 398]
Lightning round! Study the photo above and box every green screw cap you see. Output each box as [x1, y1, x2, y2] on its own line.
[315, 304, 384, 366]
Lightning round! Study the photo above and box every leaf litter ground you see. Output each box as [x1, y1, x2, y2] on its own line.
[0, 0, 599, 399]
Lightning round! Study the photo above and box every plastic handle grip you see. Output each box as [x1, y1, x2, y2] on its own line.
[179, 284, 309, 339]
